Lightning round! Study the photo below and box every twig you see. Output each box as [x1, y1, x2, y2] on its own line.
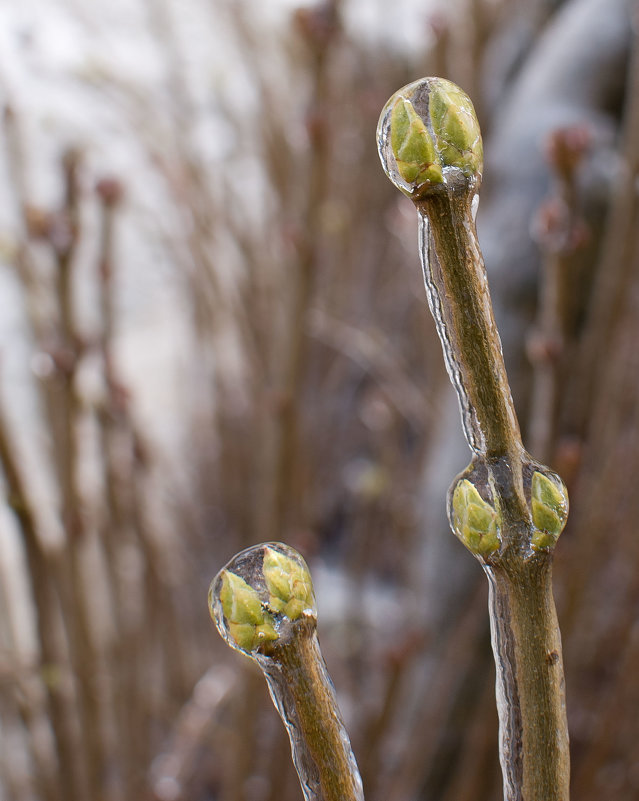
[267, 1, 342, 543]
[0, 397, 81, 801]
[0, 562, 59, 801]
[49, 149, 112, 801]
[528, 126, 591, 464]
[381, 581, 488, 801]
[571, 23, 639, 437]
[210, 542, 364, 801]
[308, 308, 430, 431]
[377, 77, 570, 800]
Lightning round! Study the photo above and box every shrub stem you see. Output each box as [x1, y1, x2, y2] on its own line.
[416, 189, 523, 462]
[419, 188, 570, 799]
[261, 620, 364, 801]
[377, 77, 571, 801]
[210, 543, 364, 801]
[487, 559, 569, 800]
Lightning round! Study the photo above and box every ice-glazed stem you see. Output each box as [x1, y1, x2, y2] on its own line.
[261, 623, 363, 801]
[209, 543, 363, 801]
[377, 77, 570, 801]
[416, 190, 522, 460]
[487, 560, 569, 799]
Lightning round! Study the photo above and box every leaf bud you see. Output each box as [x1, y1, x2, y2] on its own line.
[377, 77, 482, 199]
[428, 79, 482, 178]
[263, 547, 315, 620]
[216, 570, 278, 652]
[390, 96, 442, 189]
[450, 478, 500, 556]
[530, 471, 569, 550]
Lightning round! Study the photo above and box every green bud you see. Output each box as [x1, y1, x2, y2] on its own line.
[219, 570, 278, 651]
[220, 570, 263, 624]
[263, 547, 314, 620]
[428, 79, 482, 177]
[530, 471, 568, 550]
[226, 621, 279, 651]
[378, 77, 482, 199]
[390, 96, 443, 190]
[451, 479, 500, 556]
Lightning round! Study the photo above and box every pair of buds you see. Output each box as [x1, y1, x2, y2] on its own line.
[379, 77, 483, 198]
[451, 469, 569, 557]
[212, 544, 315, 654]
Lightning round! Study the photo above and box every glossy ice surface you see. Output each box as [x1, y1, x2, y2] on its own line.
[377, 77, 483, 200]
[209, 542, 317, 657]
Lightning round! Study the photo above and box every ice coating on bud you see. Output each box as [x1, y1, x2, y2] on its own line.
[530, 471, 569, 550]
[428, 79, 482, 178]
[217, 570, 278, 652]
[263, 547, 314, 620]
[451, 479, 500, 556]
[377, 77, 482, 199]
[210, 543, 318, 656]
[390, 97, 442, 188]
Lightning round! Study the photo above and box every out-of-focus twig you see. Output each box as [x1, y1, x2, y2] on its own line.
[571, 22, 639, 436]
[528, 125, 591, 466]
[0, 396, 81, 801]
[308, 308, 430, 431]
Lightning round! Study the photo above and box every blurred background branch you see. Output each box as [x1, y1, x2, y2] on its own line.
[0, 0, 637, 800]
